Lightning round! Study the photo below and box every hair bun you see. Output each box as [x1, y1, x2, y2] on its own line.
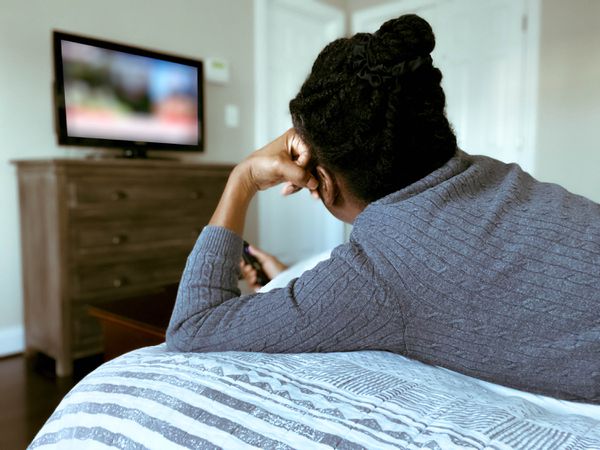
[372, 14, 435, 61]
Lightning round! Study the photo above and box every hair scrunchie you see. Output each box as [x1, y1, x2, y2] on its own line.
[352, 41, 433, 88]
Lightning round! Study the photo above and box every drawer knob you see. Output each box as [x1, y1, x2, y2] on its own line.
[112, 234, 126, 245]
[189, 191, 203, 199]
[112, 277, 126, 288]
[111, 190, 127, 201]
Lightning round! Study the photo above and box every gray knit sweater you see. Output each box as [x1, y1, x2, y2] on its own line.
[166, 150, 600, 403]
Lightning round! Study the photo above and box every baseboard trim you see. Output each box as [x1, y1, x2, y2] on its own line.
[0, 325, 25, 357]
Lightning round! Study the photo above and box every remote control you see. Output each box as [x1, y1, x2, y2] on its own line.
[242, 241, 271, 287]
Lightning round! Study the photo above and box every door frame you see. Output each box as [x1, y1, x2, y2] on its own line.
[254, 0, 345, 148]
[253, 0, 346, 255]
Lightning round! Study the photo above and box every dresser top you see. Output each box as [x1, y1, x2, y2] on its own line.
[11, 158, 235, 171]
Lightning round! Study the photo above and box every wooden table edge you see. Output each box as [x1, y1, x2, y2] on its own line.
[88, 305, 167, 340]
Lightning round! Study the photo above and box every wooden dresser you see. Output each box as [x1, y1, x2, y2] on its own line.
[13, 158, 232, 376]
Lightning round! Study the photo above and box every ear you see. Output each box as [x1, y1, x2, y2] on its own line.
[315, 165, 339, 208]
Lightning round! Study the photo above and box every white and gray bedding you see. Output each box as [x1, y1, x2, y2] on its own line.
[30, 344, 600, 449]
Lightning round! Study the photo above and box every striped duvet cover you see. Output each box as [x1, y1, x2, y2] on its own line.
[30, 345, 600, 449]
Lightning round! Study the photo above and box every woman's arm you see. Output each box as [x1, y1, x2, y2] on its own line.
[166, 226, 406, 354]
[166, 129, 406, 354]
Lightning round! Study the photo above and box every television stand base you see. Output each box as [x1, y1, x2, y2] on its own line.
[83, 149, 178, 161]
[121, 148, 148, 159]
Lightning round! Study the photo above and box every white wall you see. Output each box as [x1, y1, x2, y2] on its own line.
[0, 0, 257, 352]
[534, 0, 600, 202]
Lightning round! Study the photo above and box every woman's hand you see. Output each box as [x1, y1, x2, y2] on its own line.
[237, 128, 319, 195]
[239, 245, 288, 292]
[209, 129, 318, 236]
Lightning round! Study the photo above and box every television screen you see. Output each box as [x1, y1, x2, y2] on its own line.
[53, 31, 203, 153]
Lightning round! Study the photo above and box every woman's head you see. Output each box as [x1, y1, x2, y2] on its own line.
[289, 14, 457, 205]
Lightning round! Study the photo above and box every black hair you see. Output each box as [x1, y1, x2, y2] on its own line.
[289, 14, 457, 203]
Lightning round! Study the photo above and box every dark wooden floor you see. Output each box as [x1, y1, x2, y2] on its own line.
[0, 353, 102, 450]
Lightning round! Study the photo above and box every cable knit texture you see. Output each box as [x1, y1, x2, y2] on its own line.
[167, 150, 600, 403]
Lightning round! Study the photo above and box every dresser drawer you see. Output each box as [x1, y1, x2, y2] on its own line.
[68, 176, 227, 209]
[72, 255, 187, 300]
[70, 218, 204, 261]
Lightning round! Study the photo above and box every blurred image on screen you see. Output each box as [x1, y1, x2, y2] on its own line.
[61, 41, 199, 145]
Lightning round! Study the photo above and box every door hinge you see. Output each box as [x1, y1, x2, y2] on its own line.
[522, 15, 528, 32]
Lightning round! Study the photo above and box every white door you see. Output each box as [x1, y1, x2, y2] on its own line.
[352, 0, 539, 173]
[255, 0, 346, 263]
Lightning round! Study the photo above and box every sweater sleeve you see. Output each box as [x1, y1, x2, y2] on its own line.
[166, 225, 406, 354]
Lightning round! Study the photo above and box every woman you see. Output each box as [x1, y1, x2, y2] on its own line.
[167, 15, 600, 403]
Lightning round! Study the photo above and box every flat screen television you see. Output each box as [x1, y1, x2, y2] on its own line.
[53, 31, 204, 158]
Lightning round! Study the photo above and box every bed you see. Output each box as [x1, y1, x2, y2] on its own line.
[29, 252, 600, 449]
[29, 344, 600, 449]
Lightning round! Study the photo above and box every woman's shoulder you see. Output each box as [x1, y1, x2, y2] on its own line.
[352, 149, 600, 238]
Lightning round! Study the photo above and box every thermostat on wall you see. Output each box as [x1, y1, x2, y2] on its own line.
[205, 57, 230, 85]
